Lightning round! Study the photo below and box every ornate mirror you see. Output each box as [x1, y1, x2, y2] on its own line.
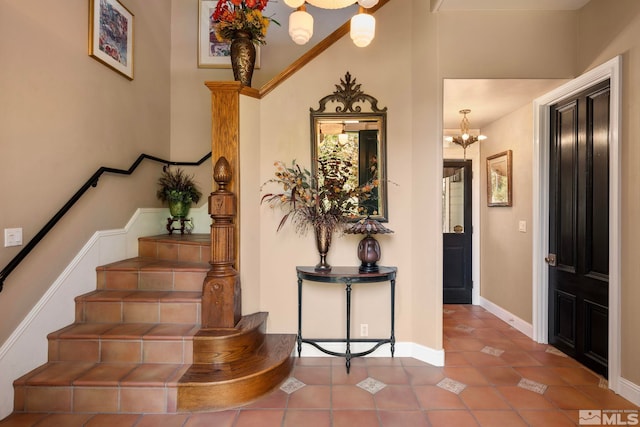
[310, 72, 388, 221]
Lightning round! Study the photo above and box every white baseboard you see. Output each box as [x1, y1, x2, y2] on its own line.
[479, 296, 533, 338]
[299, 341, 445, 367]
[618, 377, 640, 407]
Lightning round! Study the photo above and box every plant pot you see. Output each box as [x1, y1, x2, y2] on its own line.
[169, 201, 191, 218]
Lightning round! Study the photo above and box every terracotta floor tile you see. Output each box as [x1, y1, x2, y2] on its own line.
[442, 366, 490, 385]
[413, 385, 467, 410]
[292, 365, 331, 384]
[332, 385, 376, 409]
[373, 385, 420, 410]
[496, 386, 556, 409]
[367, 366, 410, 384]
[29, 414, 93, 427]
[513, 366, 570, 386]
[332, 365, 369, 384]
[405, 365, 445, 385]
[472, 410, 529, 427]
[577, 385, 640, 409]
[551, 366, 602, 385]
[283, 410, 331, 427]
[287, 385, 331, 409]
[243, 389, 289, 409]
[115, 414, 187, 427]
[518, 410, 578, 426]
[445, 337, 486, 351]
[544, 385, 601, 409]
[427, 410, 480, 427]
[83, 414, 143, 427]
[333, 410, 381, 427]
[459, 386, 511, 410]
[234, 409, 284, 427]
[445, 351, 471, 366]
[378, 410, 430, 427]
[476, 366, 523, 386]
[182, 411, 237, 427]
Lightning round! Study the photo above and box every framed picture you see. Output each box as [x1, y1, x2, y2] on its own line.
[88, 0, 134, 80]
[486, 150, 513, 207]
[198, 1, 260, 69]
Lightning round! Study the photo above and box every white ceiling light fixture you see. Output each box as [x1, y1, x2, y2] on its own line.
[283, 0, 379, 47]
[445, 109, 487, 159]
[289, 4, 314, 45]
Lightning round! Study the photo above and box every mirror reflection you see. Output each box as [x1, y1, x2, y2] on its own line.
[310, 72, 388, 221]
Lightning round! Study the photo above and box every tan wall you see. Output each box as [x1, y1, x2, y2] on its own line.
[479, 105, 534, 323]
[0, 1, 173, 344]
[577, 0, 640, 385]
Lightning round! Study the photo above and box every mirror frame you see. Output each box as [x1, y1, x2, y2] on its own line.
[310, 72, 389, 222]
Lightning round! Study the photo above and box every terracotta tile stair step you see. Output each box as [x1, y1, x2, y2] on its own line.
[138, 234, 211, 262]
[74, 290, 202, 324]
[47, 322, 199, 364]
[193, 312, 269, 363]
[95, 257, 210, 292]
[178, 333, 297, 411]
[13, 361, 190, 414]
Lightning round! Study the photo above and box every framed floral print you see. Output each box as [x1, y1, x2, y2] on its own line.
[88, 0, 134, 80]
[198, 0, 261, 69]
[486, 150, 512, 207]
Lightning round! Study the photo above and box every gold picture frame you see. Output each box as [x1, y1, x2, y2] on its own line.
[198, 1, 261, 69]
[486, 150, 512, 207]
[88, 0, 134, 80]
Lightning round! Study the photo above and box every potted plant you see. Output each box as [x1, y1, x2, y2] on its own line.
[156, 167, 202, 219]
[261, 156, 376, 271]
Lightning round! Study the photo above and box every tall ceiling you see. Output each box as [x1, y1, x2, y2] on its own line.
[264, 1, 589, 133]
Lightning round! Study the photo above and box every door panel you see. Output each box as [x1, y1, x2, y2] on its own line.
[548, 80, 610, 377]
[443, 160, 472, 304]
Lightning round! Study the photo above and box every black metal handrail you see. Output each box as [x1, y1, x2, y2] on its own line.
[0, 152, 212, 292]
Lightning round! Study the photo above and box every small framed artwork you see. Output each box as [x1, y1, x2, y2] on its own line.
[198, 1, 260, 69]
[486, 150, 513, 207]
[88, 0, 134, 80]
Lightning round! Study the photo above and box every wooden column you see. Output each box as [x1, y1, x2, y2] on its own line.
[202, 157, 241, 328]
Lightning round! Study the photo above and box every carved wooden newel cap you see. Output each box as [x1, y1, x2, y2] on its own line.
[214, 156, 232, 191]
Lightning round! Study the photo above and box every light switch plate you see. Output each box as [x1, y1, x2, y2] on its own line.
[4, 228, 23, 247]
[518, 221, 527, 233]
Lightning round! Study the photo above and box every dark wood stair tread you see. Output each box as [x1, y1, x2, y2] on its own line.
[180, 334, 296, 385]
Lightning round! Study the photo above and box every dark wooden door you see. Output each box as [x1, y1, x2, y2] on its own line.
[443, 160, 472, 304]
[548, 80, 610, 377]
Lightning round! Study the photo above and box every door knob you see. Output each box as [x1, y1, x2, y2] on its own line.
[545, 253, 557, 266]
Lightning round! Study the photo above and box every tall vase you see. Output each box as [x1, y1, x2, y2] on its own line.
[230, 31, 256, 87]
[314, 223, 333, 272]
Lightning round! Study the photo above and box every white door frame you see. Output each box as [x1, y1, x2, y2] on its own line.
[532, 56, 622, 391]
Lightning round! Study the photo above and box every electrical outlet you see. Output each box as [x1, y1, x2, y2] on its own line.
[360, 323, 368, 337]
[4, 228, 23, 247]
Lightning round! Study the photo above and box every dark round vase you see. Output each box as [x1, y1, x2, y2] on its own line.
[230, 31, 256, 87]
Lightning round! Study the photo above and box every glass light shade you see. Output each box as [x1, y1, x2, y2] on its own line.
[307, 0, 356, 9]
[284, 0, 306, 7]
[350, 13, 375, 47]
[357, 0, 379, 7]
[289, 10, 314, 45]
[478, 135, 488, 140]
[338, 132, 349, 145]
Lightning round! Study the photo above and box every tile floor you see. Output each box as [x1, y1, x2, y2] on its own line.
[1, 304, 638, 426]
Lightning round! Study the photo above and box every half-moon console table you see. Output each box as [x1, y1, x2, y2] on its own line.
[296, 266, 397, 373]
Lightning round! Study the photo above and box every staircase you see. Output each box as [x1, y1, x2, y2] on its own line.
[11, 234, 295, 414]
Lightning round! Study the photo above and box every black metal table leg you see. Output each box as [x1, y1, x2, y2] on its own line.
[297, 276, 303, 357]
[345, 278, 352, 373]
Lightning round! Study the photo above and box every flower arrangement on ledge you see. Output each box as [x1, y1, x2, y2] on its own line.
[212, 0, 279, 45]
[261, 156, 377, 236]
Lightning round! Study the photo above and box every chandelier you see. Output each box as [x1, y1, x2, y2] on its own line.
[283, 0, 379, 47]
[445, 109, 487, 159]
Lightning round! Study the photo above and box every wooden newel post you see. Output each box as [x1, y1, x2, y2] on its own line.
[202, 157, 241, 328]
